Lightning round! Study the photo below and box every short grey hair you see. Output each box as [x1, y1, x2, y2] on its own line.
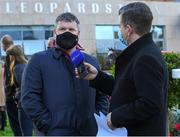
[55, 12, 80, 30]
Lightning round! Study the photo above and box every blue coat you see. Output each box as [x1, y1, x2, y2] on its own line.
[21, 48, 108, 136]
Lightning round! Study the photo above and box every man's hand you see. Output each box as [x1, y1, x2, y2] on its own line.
[107, 112, 116, 130]
[75, 62, 98, 80]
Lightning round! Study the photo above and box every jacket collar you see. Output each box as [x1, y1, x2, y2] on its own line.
[117, 33, 153, 62]
[115, 33, 153, 75]
[51, 46, 84, 60]
[51, 48, 64, 60]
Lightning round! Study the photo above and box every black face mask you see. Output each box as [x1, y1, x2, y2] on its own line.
[56, 32, 78, 50]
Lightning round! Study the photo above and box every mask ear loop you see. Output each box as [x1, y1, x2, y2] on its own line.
[124, 27, 129, 45]
[125, 24, 133, 45]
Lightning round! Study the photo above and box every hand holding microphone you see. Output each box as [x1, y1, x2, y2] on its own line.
[70, 50, 98, 80]
[70, 50, 89, 79]
[75, 62, 98, 80]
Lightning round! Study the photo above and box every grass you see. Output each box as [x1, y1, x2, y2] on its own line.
[0, 119, 13, 136]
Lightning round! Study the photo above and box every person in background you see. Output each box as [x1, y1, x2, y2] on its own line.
[47, 37, 55, 49]
[6, 45, 33, 136]
[21, 12, 108, 136]
[1, 35, 22, 136]
[0, 60, 6, 131]
[76, 2, 168, 136]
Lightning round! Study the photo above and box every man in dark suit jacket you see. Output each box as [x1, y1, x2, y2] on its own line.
[76, 2, 168, 136]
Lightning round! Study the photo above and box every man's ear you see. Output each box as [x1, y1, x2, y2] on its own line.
[127, 25, 133, 36]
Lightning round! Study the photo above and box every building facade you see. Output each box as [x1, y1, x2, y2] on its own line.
[0, 0, 180, 58]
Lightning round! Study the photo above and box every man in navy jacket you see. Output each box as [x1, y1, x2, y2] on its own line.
[21, 13, 108, 136]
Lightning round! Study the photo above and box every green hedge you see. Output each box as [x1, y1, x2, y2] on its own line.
[163, 52, 180, 109]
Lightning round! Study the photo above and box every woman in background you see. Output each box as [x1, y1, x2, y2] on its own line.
[6, 45, 33, 136]
[0, 60, 6, 131]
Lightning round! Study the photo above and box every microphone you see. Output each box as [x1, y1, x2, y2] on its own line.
[70, 50, 89, 78]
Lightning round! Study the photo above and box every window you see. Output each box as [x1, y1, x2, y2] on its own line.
[96, 25, 165, 54]
[96, 26, 126, 54]
[45, 26, 54, 40]
[96, 26, 114, 40]
[23, 40, 45, 55]
[95, 26, 127, 54]
[0, 31, 21, 40]
[151, 26, 165, 50]
[45, 30, 53, 40]
[95, 25, 165, 69]
[23, 26, 45, 40]
[0, 25, 54, 56]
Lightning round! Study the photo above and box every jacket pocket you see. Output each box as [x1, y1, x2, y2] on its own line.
[50, 106, 77, 130]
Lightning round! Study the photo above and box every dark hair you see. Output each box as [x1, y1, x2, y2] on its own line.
[55, 12, 80, 25]
[119, 2, 153, 36]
